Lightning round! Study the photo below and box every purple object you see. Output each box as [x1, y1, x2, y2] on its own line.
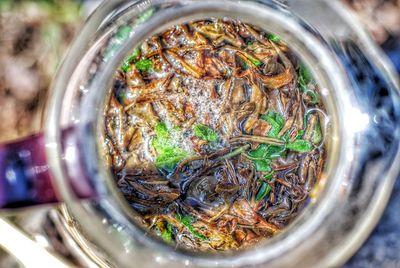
[0, 127, 97, 209]
[0, 133, 58, 208]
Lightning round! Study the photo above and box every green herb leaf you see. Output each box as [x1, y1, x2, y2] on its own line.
[261, 111, 285, 138]
[286, 139, 313, 153]
[177, 215, 193, 226]
[155, 148, 189, 173]
[264, 171, 274, 181]
[254, 159, 272, 172]
[249, 58, 262, 67]
[121, 62, 130, 73]
[299, 63, 315, 92]
[121, 47, 141, 73]
[248, 144, 285, 172]
[191, 229, 208, 241]
[193, 124, 219, 142]
[246, 40, 254, 47]
[248, 144, 269, 158]
[282, 131, 291, 143]
[161, 223, 173, 243]
[155, 122, 169, 139]
[248, 144, 285, 160]
[299, 63, 314, 85]
[268, 33, 281, 43]
[176, 214, 207, 241]
[256, 182, 272, 202]
[135, 59, 153, 72]
[152, 122, 190, 172]
[296, 130, 305, 139]
[264, 145, 286, 159]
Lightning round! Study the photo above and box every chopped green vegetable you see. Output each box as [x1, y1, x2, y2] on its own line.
[248, 145, 284, 172]
[249, 58, 262, 67]
[155, 148, 189, 173]
[193, 124, 219, 142]
[152, 122, 190, 172]
[248, 144, 269, 159]
[256, 182, 272, 202]
[246, 119, 287, 171]
[121, 63, 130, 73]
[267, 33, 281, 43]
[264, 145, 286, 159]
[299, 63, 315, 92]
[254, 159, 272, 172]
[282, 131, 291, 143]
[261, 111, 285, 138]
[155, 122, 169, 139]
[121, 47, 141, 73]
[299, 63, 314, 85]
[246, 40, 254, 47]
[286, 139, 313, 153]
[161, 223, 173, 242]
[264, 171, 274, 181]
[248, 144, 285, 160]
[176, 214, 207, 241]
[177, 215, 192, 226]
[135, 59, 153, 72]
[296, 129, 305, 139]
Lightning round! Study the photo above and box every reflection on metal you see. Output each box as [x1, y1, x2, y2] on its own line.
[0, 217, 71, 268]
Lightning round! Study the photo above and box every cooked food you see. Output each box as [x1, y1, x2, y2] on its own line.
[104, 18, 328, 251]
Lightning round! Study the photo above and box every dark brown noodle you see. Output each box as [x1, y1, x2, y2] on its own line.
[104, 18, 327, 251]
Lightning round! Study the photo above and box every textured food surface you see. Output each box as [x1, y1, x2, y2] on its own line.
[104, 18, 328, 251]
[0, 0, 398, 265]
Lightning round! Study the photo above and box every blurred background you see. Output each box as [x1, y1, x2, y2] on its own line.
[0, 0, 399, 267]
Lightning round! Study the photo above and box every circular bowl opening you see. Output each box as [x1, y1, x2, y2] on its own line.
[50, 1, 355, 267]
[101, 16, 334, 254]
[79, 1, 345, 266]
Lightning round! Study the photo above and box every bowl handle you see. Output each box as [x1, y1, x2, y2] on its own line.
[0, 128, 97, 209]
